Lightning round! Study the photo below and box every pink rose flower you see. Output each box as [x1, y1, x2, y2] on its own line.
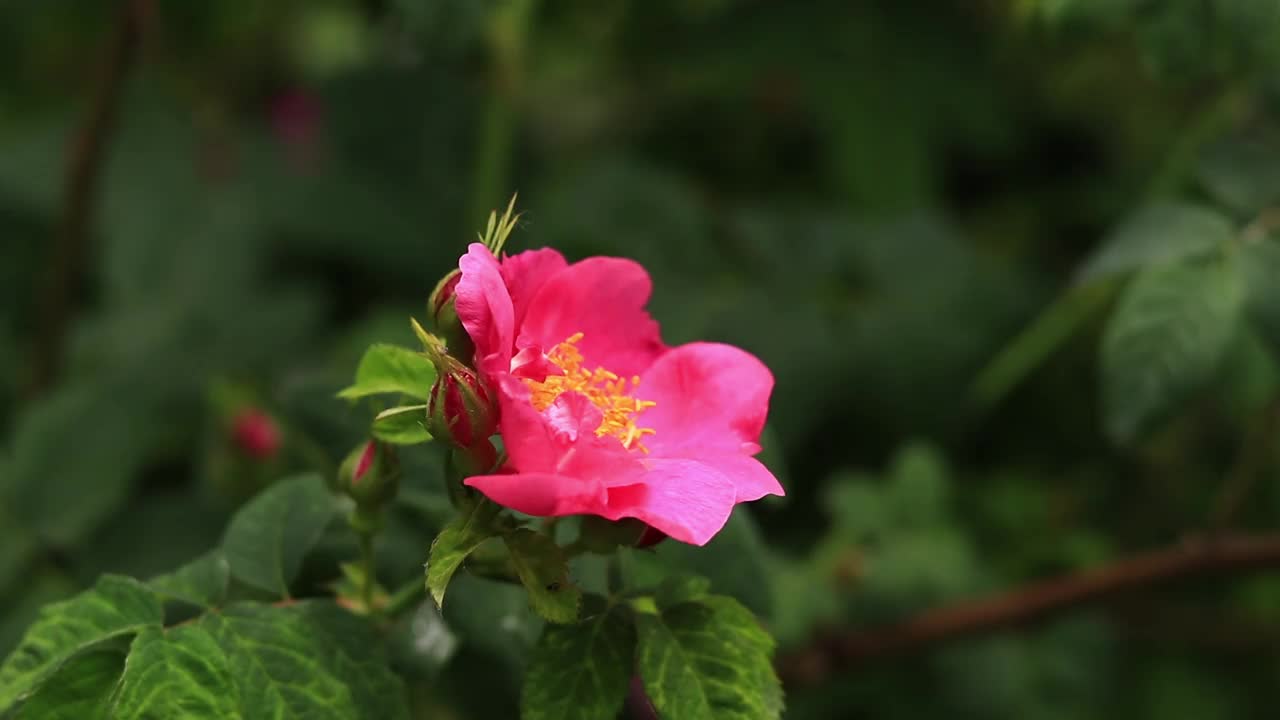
[452, 243, 784, 545]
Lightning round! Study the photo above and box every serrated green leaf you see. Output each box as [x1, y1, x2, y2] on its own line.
[1102, 258, 1244, 443]
[110, 625, 238, 718]
[338, 344, 436, 401]
[372, 404, 432, 445]
[198, 601, 410, 719]
[426, 499, 501, 609]
[521, 601, 635, 720]
[1078, 204, 1234, 282]
[221, 474, 335, 597]
[637, 596, 782, 720]
[148, 550, 230, 609]
[654, 575, 712, 611]
[0, 575, 161, 712]
[14, 649, 123, 720]
[505, 529, 581, 624]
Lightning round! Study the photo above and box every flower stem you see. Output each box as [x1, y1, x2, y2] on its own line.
[358, 530, 377, 613]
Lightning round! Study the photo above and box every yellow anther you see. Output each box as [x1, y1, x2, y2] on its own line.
[524, 334, 657, 452]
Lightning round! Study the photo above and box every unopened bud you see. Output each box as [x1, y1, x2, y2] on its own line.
[338, 440, 401, 511]
[426, 358, 498, 450]
[231, 409, 281, 460]
[427, 269, 474, 361]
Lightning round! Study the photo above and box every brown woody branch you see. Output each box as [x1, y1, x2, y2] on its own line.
[779, 533, 1280, 686]
[25, 0, 151, 398]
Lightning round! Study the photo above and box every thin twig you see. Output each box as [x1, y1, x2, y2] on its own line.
[25, 0, 150, 398]
[779, 533, 1280, 686]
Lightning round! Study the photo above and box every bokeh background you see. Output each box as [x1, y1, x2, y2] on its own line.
[5, 1, 1280, 717]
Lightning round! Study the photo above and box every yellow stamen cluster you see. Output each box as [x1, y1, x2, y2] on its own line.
[524, 333, 657, 452]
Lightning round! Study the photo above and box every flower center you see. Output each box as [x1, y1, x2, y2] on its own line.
[524, 333, 657, 452]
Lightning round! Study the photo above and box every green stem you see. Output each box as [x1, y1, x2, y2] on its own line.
[468, 0, 537, 229]
[359, 530, 377, 612]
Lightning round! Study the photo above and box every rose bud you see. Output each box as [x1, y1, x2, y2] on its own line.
[427, 269, 474, 361]
[338, 440, 401, 512]
[231, 408, 282, 460]
[426, 356, 498, 451]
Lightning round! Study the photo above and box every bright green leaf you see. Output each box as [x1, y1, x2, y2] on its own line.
[110, 625, 237, 718]
[372, 404, 432, 445]
[148, 550, 230, 609]
[199, 601, 410, 719]
[1102, 258, 1244, 443]
[521, 601, 635, 720]
[505, 529, 581, 624]
[15, 649, 123, 720]
[1079, 204, 1234, 282]
[637, 596, 782, 720]
[221, 474, 335, 597]
[426, 499, 501, 609]
[0, 575, 161, 713]
[338, 344, 436, 401]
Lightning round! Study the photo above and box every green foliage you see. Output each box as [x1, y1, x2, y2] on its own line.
[520, 600, 636, 720]
[1101, 257, 1245, 443]
[221, 474, 336, 597]
[338, 344, 438, 401]
[14, 649, 123, 720]
[0, 575, 160, 712]
[148, 550, 231, 609]
[372, 404, 432, 444]
[1078, 203, 1235, 282]
[426, 499, 501, 609]
[637, 596, 782, 720]
[505, 528, 582, 624]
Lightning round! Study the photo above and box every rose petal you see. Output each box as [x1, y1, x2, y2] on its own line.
[455, 243, 515, 377]
[518, 257, 667, 379]
[637, 342, 773, 457]
[495, 377, 641, 478]
[501, 247, 568, 330]
[699, 453, 784, 502]
[602, 458, 738, 546]
[465, 472, 607, 517]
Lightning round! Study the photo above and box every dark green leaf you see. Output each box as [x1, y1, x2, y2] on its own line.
[426, 499, 501, 609]
[14, 649, 123, 720]
[0, 575, 161, 712]
[637, 596, 782, 720]
[1079, 204, 1234, 282]
[338, 344, 437, 401]
[577, 516, 646, 553]
[110, 625, 237, 718]
[654, 575, 712, 611]
[1101, 258, 1244, 443]
[650, 510, 773, 619]
[200, 602, 410, 720]
[521, 602, 635, 720]
[372, 404, 432, 445]
[221, 474, 335, 597]
[1198, 138, 1280, 213]
[148, 550, 230, 609]
[505, 529, 582, 624]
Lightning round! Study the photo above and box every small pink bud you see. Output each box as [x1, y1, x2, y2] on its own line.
[426, 269, 474, 361]
[339, 440, 401, 510]
[426, 360, 498, 450]
[231, 409, 281, 460]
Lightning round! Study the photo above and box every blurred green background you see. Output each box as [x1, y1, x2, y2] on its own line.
[5, 0, 1280, 717]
